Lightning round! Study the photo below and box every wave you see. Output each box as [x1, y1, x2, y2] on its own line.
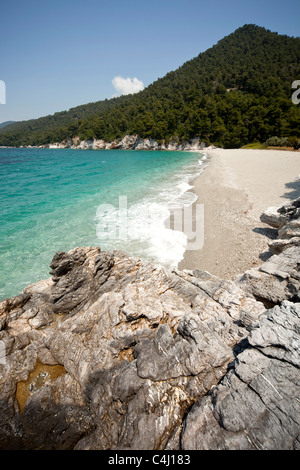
[95, 152, 207, 268]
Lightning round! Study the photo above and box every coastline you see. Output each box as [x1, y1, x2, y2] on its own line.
[178, 148, 300, 279]
[0, 147, 207, 300]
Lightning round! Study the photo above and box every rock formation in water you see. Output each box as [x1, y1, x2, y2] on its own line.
[0, 198, 299, 450]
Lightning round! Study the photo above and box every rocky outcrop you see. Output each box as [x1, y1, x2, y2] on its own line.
[181, 300, 300, 450]
[237, 197, 300, 306]
[0, 199, 299, 450]
[44, 135, 209, 152]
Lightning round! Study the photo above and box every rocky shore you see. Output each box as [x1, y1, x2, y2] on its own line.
[0, 198, 299, 450]
[179, 148, 300, 279]
[20, 135, 209, 152]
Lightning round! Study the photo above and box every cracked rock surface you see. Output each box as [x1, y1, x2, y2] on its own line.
[181, 301, 300, 450]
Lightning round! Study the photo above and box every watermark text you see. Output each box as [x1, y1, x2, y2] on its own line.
[0, 80, 6, 104]
[96, 196, 204, 251]
[292, 80, 300, 105]
[0, 340, 6, 364]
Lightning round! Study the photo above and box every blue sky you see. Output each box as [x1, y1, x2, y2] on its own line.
[0, 0, 299, 123]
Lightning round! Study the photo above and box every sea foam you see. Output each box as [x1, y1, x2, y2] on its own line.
[95, 154, 205, 268]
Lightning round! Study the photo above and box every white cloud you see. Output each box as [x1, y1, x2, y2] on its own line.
[112, 76, 144, 96]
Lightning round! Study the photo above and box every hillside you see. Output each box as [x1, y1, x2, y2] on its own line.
[0, 24, 299, 148]
[0, 121, 15, 129]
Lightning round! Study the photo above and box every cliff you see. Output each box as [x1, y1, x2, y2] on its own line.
[34, 135, 210, 152]
[0, 198, 299, 450]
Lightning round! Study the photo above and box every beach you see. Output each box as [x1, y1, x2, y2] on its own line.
[178, 148, 300, 279]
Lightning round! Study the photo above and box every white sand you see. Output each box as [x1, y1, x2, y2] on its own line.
[178, 149, 300, 279]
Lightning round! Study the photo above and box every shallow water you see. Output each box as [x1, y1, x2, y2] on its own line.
[0, 147, 205, 300]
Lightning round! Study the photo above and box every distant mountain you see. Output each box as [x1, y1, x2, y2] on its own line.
[0, 24, 299, 148]
[0, 121, 15, 129]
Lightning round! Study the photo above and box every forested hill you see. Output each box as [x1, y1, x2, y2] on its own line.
[1, 24, 300, 148]
[0, 121, 15, 129]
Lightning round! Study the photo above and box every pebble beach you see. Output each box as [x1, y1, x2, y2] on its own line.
[178, 148, 300, 278]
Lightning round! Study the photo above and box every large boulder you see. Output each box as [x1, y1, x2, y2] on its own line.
[0, 246, 264, 449]
[181, 301, 300, 450]
[237, 198, 300, 305]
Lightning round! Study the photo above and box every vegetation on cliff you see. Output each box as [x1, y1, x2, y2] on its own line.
[0, 24, 299, 148]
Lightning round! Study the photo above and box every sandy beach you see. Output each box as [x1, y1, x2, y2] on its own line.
[178, 148, 300, 279]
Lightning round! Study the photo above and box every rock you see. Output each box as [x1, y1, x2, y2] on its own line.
[238, 198, 300, 305]
[260, 197, 300, 229]
[278, 219, 300, 239]
[21, 373, 94, 450]
[269, 237, 300, 254]
[43, 135, 208, 152]
[277, 197, 300, 220]
[260, 206, 286, 229]
[0, 244, 264, 449]
[259, 246, 300, 279]
[135, 318, 232, 381]
[181, 301, 300, 450]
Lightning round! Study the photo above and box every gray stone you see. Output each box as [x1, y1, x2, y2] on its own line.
[181, 301, 300, 450]
[238, 199, 300, 305]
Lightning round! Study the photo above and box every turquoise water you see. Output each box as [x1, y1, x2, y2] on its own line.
[0, 148, 205, 300]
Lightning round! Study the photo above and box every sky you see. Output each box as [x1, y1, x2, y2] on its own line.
[0, 0, 299, 123]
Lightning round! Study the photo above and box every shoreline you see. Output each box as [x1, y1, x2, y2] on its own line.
[178, 148, 300, 279]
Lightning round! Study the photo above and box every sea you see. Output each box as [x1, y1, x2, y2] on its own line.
[0, 147, 206, 300]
